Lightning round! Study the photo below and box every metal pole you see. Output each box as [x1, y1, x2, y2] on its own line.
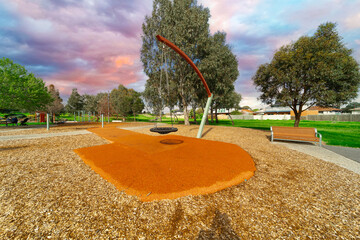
[108, 91, 110, 123]
[46, 113, 50, 131]
[197, 94, 213, 138]
[101, 114, 104, 128]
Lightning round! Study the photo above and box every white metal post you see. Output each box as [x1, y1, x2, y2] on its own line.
[197, 94, 213, 138]
[46, 113, 50, 130]
[101, 114, 104, 128]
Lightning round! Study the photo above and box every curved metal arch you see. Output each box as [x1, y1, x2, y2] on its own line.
[156, 35, 212, 98]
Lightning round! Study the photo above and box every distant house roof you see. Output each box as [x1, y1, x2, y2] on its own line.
[309, 106, 341, 111]
[264, 107, 291, 113]
[241, 109, 253, 113]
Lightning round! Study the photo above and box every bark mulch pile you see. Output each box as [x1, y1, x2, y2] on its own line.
[0, 122, 359, 239]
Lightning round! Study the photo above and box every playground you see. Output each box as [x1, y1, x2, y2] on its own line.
[0, 122, 359, 239]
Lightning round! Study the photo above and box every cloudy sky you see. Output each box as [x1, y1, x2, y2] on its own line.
[1, 0, 359, 108]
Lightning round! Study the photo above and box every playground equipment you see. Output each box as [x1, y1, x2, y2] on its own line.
[152, 35, 213, 138]
[150, 36, 178, 135]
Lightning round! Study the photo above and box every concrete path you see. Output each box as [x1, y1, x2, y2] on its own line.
[0, 130, 91, 141]
[118, 123, 167, 130]
[323, 145, 360, 163]
[275, 142, 360, 175]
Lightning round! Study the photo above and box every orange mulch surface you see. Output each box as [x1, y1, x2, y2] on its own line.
[74, 124, 256, 201]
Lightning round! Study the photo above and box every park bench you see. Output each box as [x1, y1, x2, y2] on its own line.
[0, 118, 18, 127]
[270, 126, 322, 147]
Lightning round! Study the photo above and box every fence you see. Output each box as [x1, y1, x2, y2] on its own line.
[230, 115, 291, 120]
[293, 114, 360, 122]
[230, 114, 360, 122]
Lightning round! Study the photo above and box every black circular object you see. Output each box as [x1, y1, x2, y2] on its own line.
[160, 139, 183, 145]
[150, 127, 178, 134]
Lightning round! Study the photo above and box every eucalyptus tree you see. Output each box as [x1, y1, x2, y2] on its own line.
[128, 89, 145, 121]
[197, 32, 240, 122]
[83, 94, 100, 113]
[253, 22, 360, 127]
[110, 85, 130, 121]
[141, 0, 211, 125]
[65, 88, 83, 112]
[142, 79, 162, 115]
[46, 84, 64, 121]
[0, 57, 52, 112]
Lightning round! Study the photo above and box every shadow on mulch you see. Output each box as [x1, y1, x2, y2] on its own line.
[197, 209, 241, 240]
[0, 145, 28, 151]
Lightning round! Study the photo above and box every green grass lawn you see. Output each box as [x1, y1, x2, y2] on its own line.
[1, 112, 359, 148]
[209, 119, 360, 148]
[129, 115, 360, 148]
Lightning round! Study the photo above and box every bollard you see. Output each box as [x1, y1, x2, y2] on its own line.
[46, 113, 50, 130]
[101, 114, 104, 128]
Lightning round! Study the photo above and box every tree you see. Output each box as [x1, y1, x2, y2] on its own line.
[46, 84, 64, 122]
[83, 94, 100, 113]
[342, 102, 360, 113]
[143, 78, 163, 117]
[0, 57, 52, 111]
[65, 88, 84, 112]
[110, 85, 131, 121]
[253, 22, 360, 127]
[141, 0, 211, 125]
[128, 89, 145, 121]
[197, 32, 239, 123]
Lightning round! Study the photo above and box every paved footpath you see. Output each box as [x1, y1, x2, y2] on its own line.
[323, 145, 360, 163]
[0, 130, 91, 141]
[275, 142, 360, 175]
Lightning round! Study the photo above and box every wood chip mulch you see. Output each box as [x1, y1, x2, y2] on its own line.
[0, 122, 359, 239]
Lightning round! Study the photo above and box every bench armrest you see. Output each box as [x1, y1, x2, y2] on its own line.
[315, 129, 322, 147]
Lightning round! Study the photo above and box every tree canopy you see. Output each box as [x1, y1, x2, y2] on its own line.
[0, 57, 52, 112]
[46, 84, 64, 119]
[110, 84, 144, 121]
[141, 0, 240, 125]
[65, 88, 84, 112]
[342, 102, 360, 113]
[253, 22, 360, 126]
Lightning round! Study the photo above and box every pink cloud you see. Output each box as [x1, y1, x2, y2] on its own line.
[198, 0, 259, 36]
[237, 54, 266, 71]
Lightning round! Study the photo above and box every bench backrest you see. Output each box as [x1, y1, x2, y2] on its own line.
[271, 126, 316, 136]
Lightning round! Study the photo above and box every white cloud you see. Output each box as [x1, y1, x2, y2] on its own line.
[240, 96, 266, 109]
[344, 13, 360, 30]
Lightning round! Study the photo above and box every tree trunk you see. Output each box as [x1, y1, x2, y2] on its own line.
[183, 106, 190, 125]
[293, 103, 303, 127]
[180, 96, 190, 125]
[215, 108, 218, 123]
[210, 106, 214, 123]
[294, 113, 301, 127]
[193, 108, 197, 123]
[133, 112, 136, 122]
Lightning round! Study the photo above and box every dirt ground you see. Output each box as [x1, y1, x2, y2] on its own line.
[0, 122, 359, 239]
